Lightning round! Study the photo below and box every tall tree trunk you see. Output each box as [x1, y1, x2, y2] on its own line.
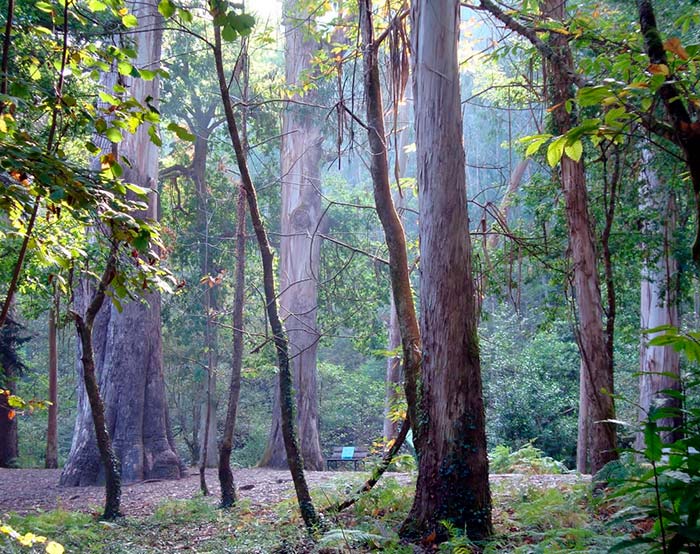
[219, 184, 247, 508]
[259, 0, 324, 471]
[193, 126, 219, 471]
[211, 15, 320, 531]
[61, 0, 182, 486]
[45, 296, 59, 469]
[576, 360, 589, 473]
[542, 0, 617, 474]
[383, 94, 412, 446]
[401, 0, 492, 542]
[0, 310, 20, 468]
[635, 150, 682, 449]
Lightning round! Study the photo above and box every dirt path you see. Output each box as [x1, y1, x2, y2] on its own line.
[0, 468, 586, 519]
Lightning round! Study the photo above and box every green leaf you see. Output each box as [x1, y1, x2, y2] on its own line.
[546, 136, 566, 167]
[644, 421, 663, 462]
[105, 127, 123, 143]
[158, 0, 176, 18]
[564, 139, 583, 162]
[167, 122, 195, 141]
[36, 1, 53, 13]
[122, 13, 138, 28]
[221, 24, 238, 42]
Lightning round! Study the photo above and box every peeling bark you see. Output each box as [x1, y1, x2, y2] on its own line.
[260, 0, 324, 471]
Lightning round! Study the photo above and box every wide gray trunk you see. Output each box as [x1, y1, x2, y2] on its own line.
[635, 151, 681, 449]
[402, 0, 492, 541]
[61, 0, 182, 486]
[259, 1, 324, 471]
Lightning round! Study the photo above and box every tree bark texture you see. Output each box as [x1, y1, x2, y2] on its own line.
[46, 301, 58, 469]
[212, 18, 320, 531]
[72, 251, 121, 520]
[219, 184, 247, 508]
[0, 312, 21, 467]
[635, 151, 682, 449]
[61, 0, 182, 486]
[259, 0, 324, 471]
[403, 0, 492, 542]
[194, 123, 219, 470]
[543, 0, 617, 474]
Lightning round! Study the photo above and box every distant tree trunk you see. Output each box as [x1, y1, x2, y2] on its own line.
[576, 360, 589, 473]
[61, 0, 182, 486]
[71, 248, 121, 520]
[194, 119, 219, 471]
[0, 310, 21, 468]
[219, 41, 249, 508]
[219, 184, 247, 508]
[635, 151, 682, 449]
[45, 296, 59, 469]
[401, 0, 492, 542]
[383, 297, 402, 444]
[259, 0, 324, 471]
[383, 95, 411, 446]
[212, 16, 320, 531]
[542, 0, 617, 474]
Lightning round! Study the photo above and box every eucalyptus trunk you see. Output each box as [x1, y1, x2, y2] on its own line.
[543, 0, 617, 474]
[401, 0, 492, 542]
[635, 151, 682, 449]
[259, 0, 324, 471]
[61, 0, 182, 486]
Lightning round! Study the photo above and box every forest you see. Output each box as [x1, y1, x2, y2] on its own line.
[1, 0, 700, 552]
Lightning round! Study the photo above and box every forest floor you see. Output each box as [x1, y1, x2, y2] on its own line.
[0, 468, 640, 553]
[0, 467, 582, 517]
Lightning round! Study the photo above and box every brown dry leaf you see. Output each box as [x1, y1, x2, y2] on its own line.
[648, 63, 670, 76]
[664, 37, 689, 60]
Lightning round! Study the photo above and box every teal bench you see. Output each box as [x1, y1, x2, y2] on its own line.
[326, 446, 369, 471]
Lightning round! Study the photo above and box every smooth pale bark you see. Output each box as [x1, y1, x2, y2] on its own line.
[61, 0, 182, 486]
[196, 127, 219, 471]
[259, 0, 324, 471]
[212, 18, 320, 531]
[635, 152, 682, 449]
[576, 360, 589, 473]
[402, 0, 492, 542]
[45, 300, 58, 469]
[543, 0, 617, 474]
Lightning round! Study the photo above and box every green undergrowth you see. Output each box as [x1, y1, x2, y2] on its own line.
[1, 469, 648, 553]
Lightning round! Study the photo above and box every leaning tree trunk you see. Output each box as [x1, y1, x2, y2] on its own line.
[635, 150, 682, 449]
[72, 249, 122, 520]
[211, 14, 320, 531]
[543, 0, 617, 474]
[401, 0, 492, 543]
[61, 0, 182, 486]
[259, 0, 324, 471]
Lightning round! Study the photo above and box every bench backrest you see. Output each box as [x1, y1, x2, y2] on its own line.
[329, 446, 369, 460]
